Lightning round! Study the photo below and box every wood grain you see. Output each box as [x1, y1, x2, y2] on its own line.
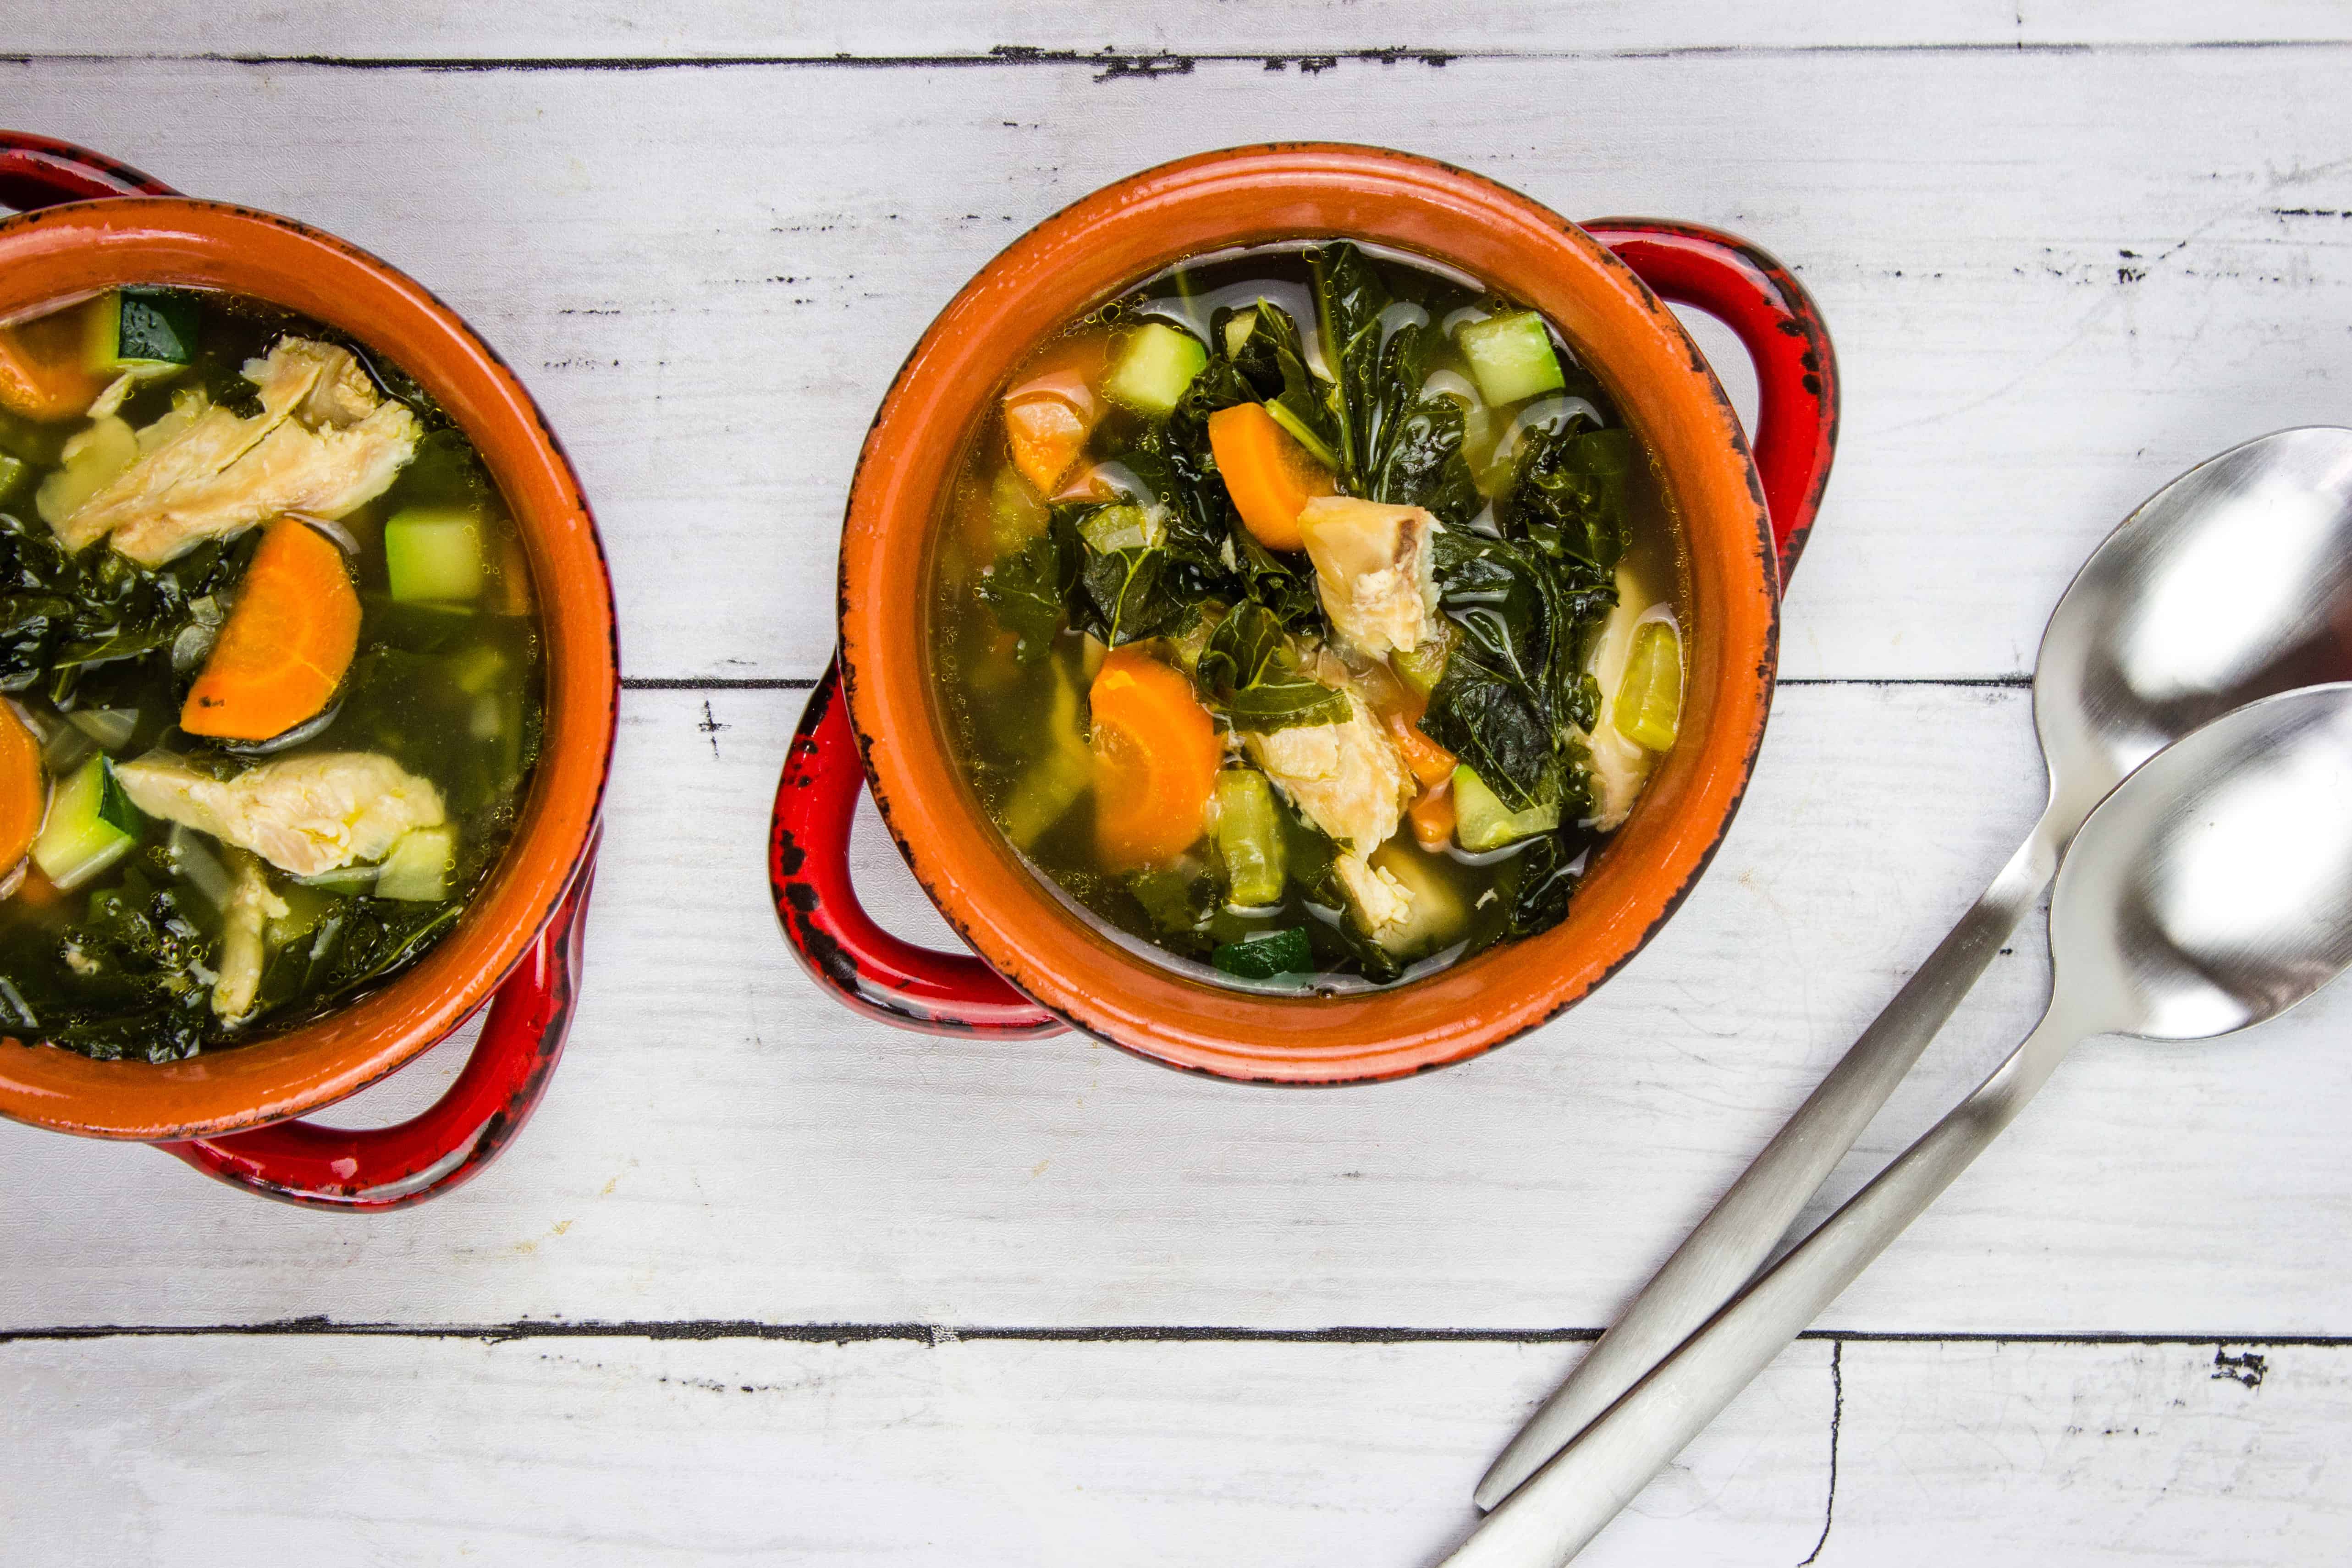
[2, 50, 2346, 680]
[6, 684, 2348, 1335]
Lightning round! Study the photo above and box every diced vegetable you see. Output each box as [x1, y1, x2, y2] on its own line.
[384, 506, 486, 601]
[0, 703, 43, 873]
[1581, 566, 1664, 831]
[0, 451, 28, 503]
[1210, 926, 1312, 981]
[1457, 309, 1567, 405]
[1452, 764, 1560, 852]
[1390, 625, 1455, 699]
[1002, 336, 1108, 495]
[1214, 768, 1286, 908]
[1613, 619, 1683, 752]
[1407, 782, 1456, 851]
[1207, 402, 1335, 551]
[1365, 842, 1468, 957]
[0, 307, 104, 421]
[1088, 646, 1219, 871]
[1002, 662, 1090, 849]
[83, 288, 200, 375]
[988, 466, 1049, 556]
[31, 756, 136, 892]
[1384, 713, 1457, 791]
[375, 825, 457, 903]
[296, 863, 380, 895]
[1103, 322, 1207, 417]
[1221, 308, 1259, 358]
[181, 519, 362, 740]
[33, 414, 137, 528]
[265, 881, 336, 949]
[1077, 504, 1164, 554]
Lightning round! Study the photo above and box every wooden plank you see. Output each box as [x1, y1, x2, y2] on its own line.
[3, 50, 2347, 681]
[0, 1331, 1837, 1564]
[9, 1, 2350, 58]
[7, 682, 2351, 1335]
[1826, 1339, 2352, 1563]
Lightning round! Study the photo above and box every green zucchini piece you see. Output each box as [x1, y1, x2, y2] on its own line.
[1210, 926, 1312, 981]
[384, 507, 487, 601]
[1103, 322, 1207, 417]
[1214, 768, 1286, 908]
[1613, 619, 1683, 752]
[32, 756, 138, 891]
[1077, 504, 1163, 553]
[1221, 308, 1259, 358]
[1457, 309, 1566, 406]
[1390, 624, 1456, 699]
[375, 825, 457, 903]
[0, 451, 27, 504]
[1452, 764, 1560, 852]
[84, 287, 201, 375]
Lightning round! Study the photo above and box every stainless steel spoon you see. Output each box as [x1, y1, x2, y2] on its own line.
[1476, 426, 2352, 1510]
[1449, 681, 2352, 1566]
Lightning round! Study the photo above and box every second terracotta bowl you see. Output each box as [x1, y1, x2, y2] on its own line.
[777, 143, 1837, 1084]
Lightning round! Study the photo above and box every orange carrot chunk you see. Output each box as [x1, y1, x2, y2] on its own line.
[181, 519, 362, 741]
[1407, 782, 1457, 852]
[0, 306, 104, 422]
[1384, 710, 1457, 791]
[1088, 645, 1220, 871]
[1207, 402, 1335, 552]
[0, 702, 45, 873]
[1002, 335, 1108, 495]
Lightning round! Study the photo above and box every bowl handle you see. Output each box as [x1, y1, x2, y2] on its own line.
[770, 659, 1065, 1037]
[152, 843, 599, 1210]
[1587, 220, 1840, 589]
[0, 129, 175, 208]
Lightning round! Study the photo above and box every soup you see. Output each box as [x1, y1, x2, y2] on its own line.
[931, 240, 1684, 992]
[0, 286, 542, 1061]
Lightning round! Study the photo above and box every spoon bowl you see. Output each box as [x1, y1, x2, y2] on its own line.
[1451, 683, 2352, 1568]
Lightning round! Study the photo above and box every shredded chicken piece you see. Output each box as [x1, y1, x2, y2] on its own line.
[212, 849, 288, 1023]
[53, 337, 419, 563]
[1242, 687, 1416, 857]
[114, 751, 446, 878]
[1296, 496, 1442, 659]
[1333, 853, 1415, 936]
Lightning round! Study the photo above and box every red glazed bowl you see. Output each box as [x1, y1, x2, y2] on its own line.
[0, 135, 618, 1203]
[773, 143, 1836, 1085]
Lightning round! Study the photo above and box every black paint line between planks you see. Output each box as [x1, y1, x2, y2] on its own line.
[5, 1319, 2346, 1348]
[620, 676, 2034, 693]
[3, 40, 2351, 75]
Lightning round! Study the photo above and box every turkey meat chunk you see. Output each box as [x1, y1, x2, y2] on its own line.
[1295, 496, 1441, 660]
[113, 751, 446, 878]
[1243, 686, 1419, 935]
[53, 337, 420, 564]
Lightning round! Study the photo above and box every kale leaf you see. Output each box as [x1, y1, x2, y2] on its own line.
[0, 512, 255, 707]
[1197, 602, 1349, 733]
[1504, 424, 1637, 575]
[1305, 242, 1393, 492]
[1216, 302, 1338, 466]
[975, 517, 1077, 664]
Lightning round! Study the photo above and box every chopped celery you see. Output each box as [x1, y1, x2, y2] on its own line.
[375, 825, 457, 902]
[84, 287, 200, 375]
[1214, 769, 1285, 908]
[1613, 619, 1683, 752]
[1452, 764, 1560, 852]
[1457, 309, 1566, 405]
[384, 506, 486, 601]
[1210, 926, 1311, 980]
[1078, 504, 1164, 553]
[1103, 322, 1207, 417]
[32, 757, 137, 892]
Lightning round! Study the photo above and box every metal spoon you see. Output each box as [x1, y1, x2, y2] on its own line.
[1449, 681, 2352, 1566]
[1475, 426, 2352, 1509]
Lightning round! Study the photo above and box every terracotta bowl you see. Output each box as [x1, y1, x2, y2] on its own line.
[0, 155, 617, 1191]
[775, 143, 1836, 1085]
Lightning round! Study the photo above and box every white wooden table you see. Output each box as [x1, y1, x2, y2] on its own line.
[6, 6, 2351, 1561]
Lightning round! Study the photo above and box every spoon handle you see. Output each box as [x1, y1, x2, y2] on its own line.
[1472, 810, 2062, 1510]
[1443, 1007, 2081, 1568]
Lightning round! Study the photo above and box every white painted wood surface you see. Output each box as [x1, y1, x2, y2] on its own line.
[4, 10, 2351, 1562]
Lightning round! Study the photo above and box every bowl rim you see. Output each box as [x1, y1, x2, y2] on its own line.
[840, 142, 1780, 1084]
[0, 197, 617, 1138]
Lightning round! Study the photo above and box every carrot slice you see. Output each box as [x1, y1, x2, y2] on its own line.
[181, 519, 362, 741]
[1002, 335, 1109, 495]
[1088, 645, 1220, 871]
[0, 702, 45, 873]
[1407, 782, 1457, 851]
[0, 304, 104, 422]
[1207, 402, 1335, 552]
[1384, 710, 1457, 791]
